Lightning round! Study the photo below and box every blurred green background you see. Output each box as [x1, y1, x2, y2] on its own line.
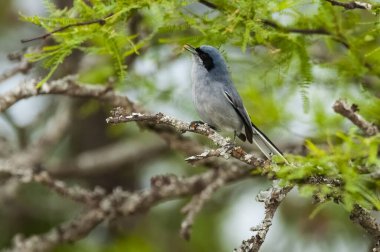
[0, 0, 379, 251]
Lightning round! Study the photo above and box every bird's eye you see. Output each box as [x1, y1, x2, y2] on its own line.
[196, 50, 214, 71]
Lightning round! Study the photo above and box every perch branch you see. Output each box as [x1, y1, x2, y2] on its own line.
[106, 109, 268, 168]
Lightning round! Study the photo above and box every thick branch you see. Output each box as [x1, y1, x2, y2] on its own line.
[333, 99, 378, 136]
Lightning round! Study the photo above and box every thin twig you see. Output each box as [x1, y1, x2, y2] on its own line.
[262, 20, 330, 36]
[333, 99, 378, 136]
[21, 15, 112, 43]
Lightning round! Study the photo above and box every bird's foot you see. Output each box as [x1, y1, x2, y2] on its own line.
[224, 142, 236, 152]
[189, 121, 217, 130]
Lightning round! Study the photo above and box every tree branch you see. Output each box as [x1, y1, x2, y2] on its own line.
[7, 165, 253, 252]
[350, 205, 380, 241]
[235, 186, 292, 252]
[262, 20, 331, 36]
[333, 99, 378, 136]
[106, 109, 268, 168]
[0, 76, 135, 113]
[325, 0, 372, 10]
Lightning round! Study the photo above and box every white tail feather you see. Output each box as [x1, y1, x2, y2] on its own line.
[251, 127, 289, 164]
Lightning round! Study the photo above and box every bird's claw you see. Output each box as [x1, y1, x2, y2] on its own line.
[224, 142, 236, 152]
[189, 120, 205, 130]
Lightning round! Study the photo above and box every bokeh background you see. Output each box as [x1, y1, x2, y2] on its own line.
[0, 0, 379, 251]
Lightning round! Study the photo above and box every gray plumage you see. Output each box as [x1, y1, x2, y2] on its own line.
[184, 44, 287, 163]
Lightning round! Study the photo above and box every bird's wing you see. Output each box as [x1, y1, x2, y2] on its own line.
[223, 89, 253, 143]
[223, 88, 288, 164]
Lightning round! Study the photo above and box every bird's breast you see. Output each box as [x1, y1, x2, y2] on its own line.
[191, 77, 243, 132]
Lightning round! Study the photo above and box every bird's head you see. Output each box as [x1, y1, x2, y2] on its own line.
[184, 44, 228, 73]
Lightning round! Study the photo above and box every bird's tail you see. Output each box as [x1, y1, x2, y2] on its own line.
[251, 122, 289, 164]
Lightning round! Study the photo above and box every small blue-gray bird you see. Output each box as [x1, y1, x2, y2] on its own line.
[184, 44, 287, 163]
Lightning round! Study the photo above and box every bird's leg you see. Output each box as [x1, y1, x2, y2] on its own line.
[224, 131, 237, 151]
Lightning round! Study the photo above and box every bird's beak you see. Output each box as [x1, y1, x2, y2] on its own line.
[184, 44, 197, 55]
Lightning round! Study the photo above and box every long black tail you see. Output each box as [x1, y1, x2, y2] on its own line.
[250, 122, 289, 164]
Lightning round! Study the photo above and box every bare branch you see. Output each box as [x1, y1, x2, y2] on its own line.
[235, 186, 292, 252]
[9, 208, 106, 252]
[0, 101, 104, 206]
[0, 76, 135, 113]
[7, 165, 253, 252]
[325, 0, 372, 10]
[0, 166, 105, 206]
[333, 99, 378, 136]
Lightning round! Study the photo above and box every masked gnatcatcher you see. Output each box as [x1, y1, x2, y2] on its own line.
[184, 44, 287, 163]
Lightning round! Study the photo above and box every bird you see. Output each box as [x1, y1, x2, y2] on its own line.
[184, 44, 288, 163]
